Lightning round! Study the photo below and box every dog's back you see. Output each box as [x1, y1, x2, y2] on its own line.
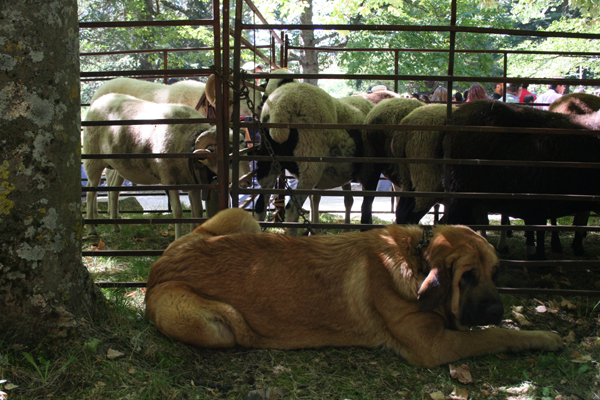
[145, 211, 426, 350]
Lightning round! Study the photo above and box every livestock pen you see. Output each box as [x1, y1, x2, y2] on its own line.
[78, 0, 600, 299]
[5, 1, 600, 399]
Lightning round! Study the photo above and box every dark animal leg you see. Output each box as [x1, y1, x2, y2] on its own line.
[550, 218, 563, 253]
[571, 211, 589, 256]
[396, 195, 416, 225]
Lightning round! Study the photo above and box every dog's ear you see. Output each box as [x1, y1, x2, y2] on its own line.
[417, 264, 451, 312]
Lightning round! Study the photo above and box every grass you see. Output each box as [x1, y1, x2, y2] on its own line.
[1, 207, 599, 399]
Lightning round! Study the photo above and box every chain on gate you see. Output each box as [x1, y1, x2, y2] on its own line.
[209, 65, 315, 235]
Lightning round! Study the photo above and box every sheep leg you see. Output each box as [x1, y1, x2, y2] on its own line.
[410, 162, 442, 224]
[254, 165, 280, 222]
[310, 194, 321, 235]
[254, 194, 267, 221]
[549, 217, 563, 253]
[497, 215, 510, 254]
[342, 183, 354, 228]
[188, 189, 203, 230]
[571, 211, 589, 256]
[167, 189, 184, 239]
[359, 173, 380, 227]
[396, 191, 417, 224]
[107, 170, 125, 233]
[84, 160, 106, 236]
[524, 218, 547, 261]
[285, 175, 317, 236]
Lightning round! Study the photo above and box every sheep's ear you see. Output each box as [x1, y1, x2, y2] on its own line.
[205, 74, 217, 106]
[417, 264, 450, 312]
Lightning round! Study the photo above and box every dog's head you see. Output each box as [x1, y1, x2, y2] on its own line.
[417, 225, 502, 330]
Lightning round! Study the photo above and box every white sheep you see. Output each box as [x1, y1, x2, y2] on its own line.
[90, 78, 209, 111]
[255, 82, 374, 235]
[83, 93, 251, 240]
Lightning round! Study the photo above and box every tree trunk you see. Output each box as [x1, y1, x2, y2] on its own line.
[299, 0, 320, 86]
[0, 0, 103, 345]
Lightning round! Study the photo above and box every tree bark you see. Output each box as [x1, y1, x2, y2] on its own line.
[298, 0, 320, 86]
[0, 0, 102, 344]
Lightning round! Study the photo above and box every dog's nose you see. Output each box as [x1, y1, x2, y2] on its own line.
[484, 301, 504, 325]
[461, 296, 504, 327]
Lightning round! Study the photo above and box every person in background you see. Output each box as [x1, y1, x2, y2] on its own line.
[241, 61, 265, 85]
[523, 94, 535, 104]
[454, 92, 463, 104]
[489, 82, 504, 100]
[371, 85, 388, 92]
[240, 61, 266, 146]
[534, 81, 567, 110]
[573, 85, 586, 94]
[430, 86, 448, 102]
[504, 83, 521, 103]
[519, 83, 536, 102]
[466, 83, 488, 102]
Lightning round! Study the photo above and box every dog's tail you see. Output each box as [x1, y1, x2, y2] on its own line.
[193, 208, 261, 238]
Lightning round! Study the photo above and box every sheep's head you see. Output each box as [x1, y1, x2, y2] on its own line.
[193, 126, 252, 188]
[205, 74, 263, 119]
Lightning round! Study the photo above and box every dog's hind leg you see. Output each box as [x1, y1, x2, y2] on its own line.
[145, 281, 253, 348]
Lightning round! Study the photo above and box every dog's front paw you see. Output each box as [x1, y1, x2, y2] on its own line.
[524, 330, 563, 352]
[540, 331, 564, 351]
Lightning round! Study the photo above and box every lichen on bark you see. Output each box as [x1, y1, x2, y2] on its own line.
[0, 0, 103, 345]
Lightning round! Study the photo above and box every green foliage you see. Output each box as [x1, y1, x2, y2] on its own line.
[22, 352, 77, 382]
[79, 0, 216, 103]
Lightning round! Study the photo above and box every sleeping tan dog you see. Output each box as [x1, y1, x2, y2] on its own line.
[145, 208, 563, 367]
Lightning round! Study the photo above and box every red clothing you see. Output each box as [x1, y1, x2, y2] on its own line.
[519, 89, 536, 102]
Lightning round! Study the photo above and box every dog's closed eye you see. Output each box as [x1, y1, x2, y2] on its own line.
[460, 270, 477, 288]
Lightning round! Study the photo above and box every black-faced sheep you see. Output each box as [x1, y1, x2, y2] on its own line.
[254, 82, 374, 235]
[444, 99, 600, 259]
[83, 93, 251, 240]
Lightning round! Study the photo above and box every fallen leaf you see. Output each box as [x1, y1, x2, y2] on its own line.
[535, 305, 547, 313]
[429, 390, 447, 400]
[128, 368, 136, 374]
[106, 348, 124, 359]
[560, 299, 577, 310]
[548, 299, 560, 312]
[449, 364, 473, 384]
[564, 331, 577, 343]
[369, 362, 377, 365]
[512, 311, 532, 326]
[512, 306, 524, 313]
[91, 239, 107, 251]
[96, 382, 107, 387]
[135, 238, 146, 242]
[450, 387, 469, 400]
[571, 354, 593, 364]
[125, 291, 138, 298]
[4, 384, 17, 391]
